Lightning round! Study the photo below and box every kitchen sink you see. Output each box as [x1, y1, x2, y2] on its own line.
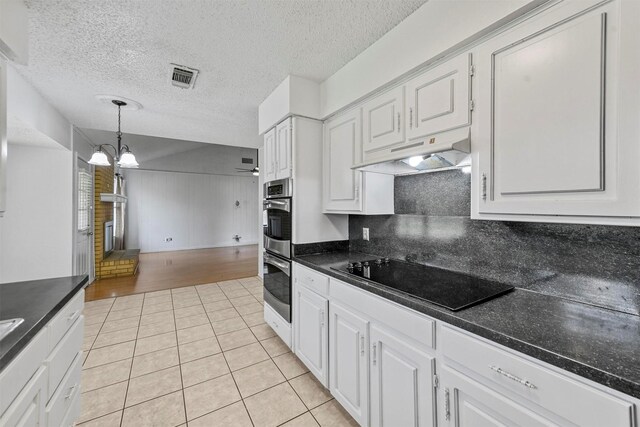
[0, 318, 24, 342]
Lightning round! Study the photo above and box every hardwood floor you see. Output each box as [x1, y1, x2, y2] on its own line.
[85, 245, 259, 301]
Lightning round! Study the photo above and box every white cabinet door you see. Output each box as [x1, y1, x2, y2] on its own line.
[475, 0, 640, 219]
[0, 366, 47, 427]
[370, 325, 436, 427]
[263, 128, 277, 183]
[294, 285, 329, 386]
[329, 302, 369, 426]
[323, 109, 363, 213]
[362, 86, 405, 158]
[0, 58, 7, 216]
[439, 366, 557, 427]
[275, 118, 292, 180]
[406, 53, 472, 142]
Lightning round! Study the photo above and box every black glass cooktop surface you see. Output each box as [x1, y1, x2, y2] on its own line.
[331, 258, 514, 311]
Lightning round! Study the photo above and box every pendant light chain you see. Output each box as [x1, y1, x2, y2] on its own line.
[116, 103, 122, 159]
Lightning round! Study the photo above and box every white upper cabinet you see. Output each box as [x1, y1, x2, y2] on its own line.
[323, 109, 394, 214]
[362, 86, 405, 161]
[263, 117, 293, 183]
[275, 118, 292, 180]
[474, 0, 640, 222]
[323, 109, 363, 212]
[263, 128, 277, 183]
[406, 53, 472, 143]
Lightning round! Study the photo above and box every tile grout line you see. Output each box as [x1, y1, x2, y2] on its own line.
[119, 293, 145, 427]
[197, 281, 257, 427]
[169, 287, 189, 427]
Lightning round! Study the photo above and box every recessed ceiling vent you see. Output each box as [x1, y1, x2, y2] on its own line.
[169, 64, 199, 89]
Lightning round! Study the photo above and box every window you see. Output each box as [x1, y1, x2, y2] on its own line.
[77, 169, 92, 231]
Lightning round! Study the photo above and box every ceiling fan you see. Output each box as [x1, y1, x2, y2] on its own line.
[236, 149, 259, 176]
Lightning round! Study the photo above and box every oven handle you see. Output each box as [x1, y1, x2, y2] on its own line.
[264, 253, 291, 276]
[263, 199, 291, 212]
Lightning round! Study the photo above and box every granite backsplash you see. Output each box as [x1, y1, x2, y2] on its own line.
[349, 169, 640, 315]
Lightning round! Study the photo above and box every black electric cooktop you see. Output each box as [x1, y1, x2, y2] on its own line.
[332, 258, 514, 311]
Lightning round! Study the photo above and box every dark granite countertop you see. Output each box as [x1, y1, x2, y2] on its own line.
[0, 275, 88, 371]
[294, 251, 640, 400]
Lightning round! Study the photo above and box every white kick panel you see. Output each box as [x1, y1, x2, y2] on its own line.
[492, 12, 605, 196]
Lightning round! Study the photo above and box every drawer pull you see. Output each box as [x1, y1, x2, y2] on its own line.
[67, 310, 80, 322]
[489, 365, 537, 389]
[64, 384, 78, 400]
[444, 388, 451, 421]
[372, 343, 377, 365]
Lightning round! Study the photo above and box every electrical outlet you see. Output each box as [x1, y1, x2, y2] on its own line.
[165, 237, 173, 242]
[363, 228, 369, 241]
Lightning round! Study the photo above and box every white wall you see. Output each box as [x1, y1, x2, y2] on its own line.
[125, 169, 259, 253]
[7, 66, 72, 149]
[139, 143, 257, 176]
[0, 144, 73, 283]
[320, 0, 545, 117]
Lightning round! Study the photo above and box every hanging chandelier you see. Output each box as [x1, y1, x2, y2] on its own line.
[88, 100, 139, 168]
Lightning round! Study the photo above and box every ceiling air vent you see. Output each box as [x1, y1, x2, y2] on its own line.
[241, 158, 254, 164]
[169, 64, 199, 89]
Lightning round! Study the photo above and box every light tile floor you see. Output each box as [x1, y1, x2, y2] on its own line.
[78, 277, 358, 427]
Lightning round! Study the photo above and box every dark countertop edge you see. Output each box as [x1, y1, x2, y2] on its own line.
[293, 255, 640, 400]
[0, 275, 89, 371]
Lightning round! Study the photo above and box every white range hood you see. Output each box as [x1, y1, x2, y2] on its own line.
[352, 130, 471, 176]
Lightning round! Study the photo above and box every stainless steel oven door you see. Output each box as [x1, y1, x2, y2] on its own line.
[263, 198, 291, 258]
[263, 252, 291, 322]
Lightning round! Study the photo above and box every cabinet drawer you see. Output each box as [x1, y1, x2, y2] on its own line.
[441, 326, 634, 427]
[48, 289, 84, 353]
[330, 278, 435, 350]
[0, 328, 48, 416]
[0, 365, 47, 426]
[264, 303, 291, 348]
[46, 352, 81, 427]
[45, 316, 83, 401]
[294, 263, 329, 297]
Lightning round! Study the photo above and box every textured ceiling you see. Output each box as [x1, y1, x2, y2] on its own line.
[16, 0, 427, 149]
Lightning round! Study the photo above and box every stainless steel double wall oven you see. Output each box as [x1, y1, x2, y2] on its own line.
[263, 178, 292, 322]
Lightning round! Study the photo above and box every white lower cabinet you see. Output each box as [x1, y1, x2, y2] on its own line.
[294, 284, 329, 387]
[369, 324, 436, 427]
[0, 290, 84, 427]
[440, 365, 554, 427]
[0, 366, 47, 427]
[329, 302, 369, 426]
[440, 325, 636, 427]
[291, 263, 639, 427]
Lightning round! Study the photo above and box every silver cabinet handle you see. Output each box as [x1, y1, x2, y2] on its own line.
[444, 388, 450, 420]
[67, 310, 80, 322]
[409, 107, 413, 128]
[397, 112, 401, 132]
[320, 310, 325, 327]
[481, 173, 487, 201]
[64, 384, 78, 400]
[489, 365, 537, 389]
[360, 336, 364, 356]
[372, 343, 377, 365]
